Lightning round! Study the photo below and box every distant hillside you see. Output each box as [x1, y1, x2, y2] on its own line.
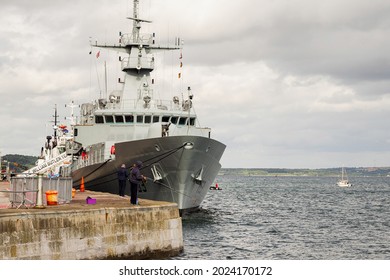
[2, 154, 390, 177]
[1, 154, 38, 173]
[220, 167, 390, 177]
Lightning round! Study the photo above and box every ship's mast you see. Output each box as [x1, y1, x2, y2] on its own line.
[91, 0, 182, 108]
[52, 104, 59, 138]
[65, 101, 78, 127]
[132, 0, 140, 42]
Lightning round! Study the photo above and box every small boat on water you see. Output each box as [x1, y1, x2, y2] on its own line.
[209, 183, 222, 190]
[337, 167, 352, 187]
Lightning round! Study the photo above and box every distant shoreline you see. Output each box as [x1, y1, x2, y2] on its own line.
[219, 167, 390, 177]
[2, 154, 390, 178]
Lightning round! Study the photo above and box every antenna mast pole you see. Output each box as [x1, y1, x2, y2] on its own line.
[132, 0, 140, 42]
[52, 104, 59, 138]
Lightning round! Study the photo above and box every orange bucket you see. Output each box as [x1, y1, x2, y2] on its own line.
[72, 188, 76, 198]
[45, 190, 58, 205]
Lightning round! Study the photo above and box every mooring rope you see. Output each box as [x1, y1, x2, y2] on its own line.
[74, 143, 188, 188]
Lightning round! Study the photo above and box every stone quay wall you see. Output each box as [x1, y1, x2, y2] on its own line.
[0, 205, 183, 260]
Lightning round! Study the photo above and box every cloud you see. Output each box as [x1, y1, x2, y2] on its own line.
[1, 0, 390, 168]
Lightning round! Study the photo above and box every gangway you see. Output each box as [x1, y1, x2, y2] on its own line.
[23, 152, 72, 176]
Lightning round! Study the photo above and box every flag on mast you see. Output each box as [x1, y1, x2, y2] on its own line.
[178, 51, 183, 79]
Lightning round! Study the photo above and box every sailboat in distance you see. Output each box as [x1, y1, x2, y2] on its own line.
[337, 167, 352, 187]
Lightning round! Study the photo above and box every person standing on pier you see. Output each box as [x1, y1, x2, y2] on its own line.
[117, 164, 129, 197]
[129, 161, 145, 205]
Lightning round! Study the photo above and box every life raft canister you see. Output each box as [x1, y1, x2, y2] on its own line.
[110, 145, 116, 155]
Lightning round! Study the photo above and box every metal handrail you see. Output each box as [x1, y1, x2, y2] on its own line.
[7, 175, 73, 208]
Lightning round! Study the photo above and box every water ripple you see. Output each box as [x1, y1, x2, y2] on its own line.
[175, 176, 390, 260]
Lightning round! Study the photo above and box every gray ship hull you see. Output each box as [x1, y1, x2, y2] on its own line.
[71, 135, 225, 211]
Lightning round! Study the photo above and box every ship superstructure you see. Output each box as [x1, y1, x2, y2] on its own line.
[32, 0, 226, 212]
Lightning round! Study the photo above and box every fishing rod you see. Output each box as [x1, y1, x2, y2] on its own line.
[74, 168, 195, 202]
[145, 177, 195, 200]
[74, 142, 188, 188]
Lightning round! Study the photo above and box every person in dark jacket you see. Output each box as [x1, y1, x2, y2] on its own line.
[117, 163, 129, 197]
[129, 160, 145, 205]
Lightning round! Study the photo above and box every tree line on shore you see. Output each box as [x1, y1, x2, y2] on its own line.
[220, 167, 390, 177]
[1, 154, 38, 174]
[2, 154, 390, 177]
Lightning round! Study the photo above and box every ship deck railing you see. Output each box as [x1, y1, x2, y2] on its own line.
[120, 33, 153, 46]
[121, 57, 155, 71]
[72, 143, 108, 171]
[100, 98, 184, 112]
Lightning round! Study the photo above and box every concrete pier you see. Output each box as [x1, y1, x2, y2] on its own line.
[0, 181, 183, 260]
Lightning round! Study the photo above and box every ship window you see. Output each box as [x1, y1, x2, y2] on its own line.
[145, 115, 151, 123]
[115, 115, 124, 123]
[95, 115, 104, 124]
[190, 118, 196, 126]
[170, 116, 178, 124]
[74, 128, 78, 136]
[105, 115, 114, 123]
[178, 117, 187, 125]
[136, 115, 143, 123]
[153, 116, 160, 123]
[124, 115, 134, 123]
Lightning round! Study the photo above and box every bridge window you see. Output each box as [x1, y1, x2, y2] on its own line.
[115, 115, 124, 123]
[105, 115, 114, 123]
[136, 115, 143, 123]
[178, 117, 187, 125]
[95, 115, 104, 124]
[162, 116, 170, 122]
[153, 116, 160, 123]
[145, 115, 151, 123]
[124, 115, 134, 123]
[170, 116, 178, 124]
[189, 118, 196, 126]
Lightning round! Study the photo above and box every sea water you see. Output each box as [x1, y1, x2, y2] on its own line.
[175, 175, 390, 259]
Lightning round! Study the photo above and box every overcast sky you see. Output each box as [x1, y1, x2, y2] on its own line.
[1, 0, 390, 169]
